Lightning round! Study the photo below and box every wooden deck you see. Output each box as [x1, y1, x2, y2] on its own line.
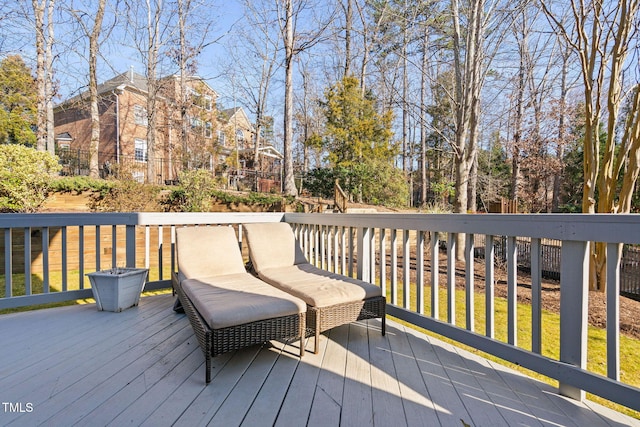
[1, 293, 637, 427]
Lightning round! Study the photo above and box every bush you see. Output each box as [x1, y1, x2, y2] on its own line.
[88, 177, 161, 212]
[49, 176, 114, 195]
[0, 145, 61, 212]
[175, 169, 217, 212]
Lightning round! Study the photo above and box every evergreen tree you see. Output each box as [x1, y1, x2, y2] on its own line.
[322, 75, 405, 204]
[0, 55, 37, 146]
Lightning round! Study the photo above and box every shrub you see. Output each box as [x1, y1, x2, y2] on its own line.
[88, 179, 161, 212]
[49, 176, 114, 195]
[0, 145, 61, 212]
[175, 169, 217, 212]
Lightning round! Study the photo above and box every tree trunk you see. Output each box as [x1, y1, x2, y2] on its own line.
[282, 0, 297, 196]
[88, 0, 106, 178]
[45, 0, 55, 155]
[32, 0, 47, 152]
[420, 22, 429, 208]
[145, 0, 161, 184]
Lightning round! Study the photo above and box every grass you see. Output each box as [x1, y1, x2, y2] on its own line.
[387, 282, 640, 419]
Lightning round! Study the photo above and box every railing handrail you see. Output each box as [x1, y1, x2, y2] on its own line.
[334, 179, 348, 213]
[285, 212, 640, 244]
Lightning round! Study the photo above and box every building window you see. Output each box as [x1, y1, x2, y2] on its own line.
[134, 105, 148, 126]
[190, 117, 203, 129]
[188, 88, 213, 111]
[203, 94, 212, 111]
[217, 130, 226, 146]
[134, 138, 148, 162]
[205, 122, 212, 138]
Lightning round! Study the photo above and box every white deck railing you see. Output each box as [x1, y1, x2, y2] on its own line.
[0, 212, 639, 413]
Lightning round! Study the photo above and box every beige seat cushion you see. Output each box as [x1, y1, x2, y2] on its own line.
[243, 223, 307, 272]
[258, 263, 382, 308]
[176, 226, 246, 279]
[182, 273, 306, 330]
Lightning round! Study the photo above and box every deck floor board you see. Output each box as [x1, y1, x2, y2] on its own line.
[1, 293, 638, 427]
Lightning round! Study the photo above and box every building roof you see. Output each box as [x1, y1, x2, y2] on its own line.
[219, 106, 255, 133]
[55, 69, 218, 109]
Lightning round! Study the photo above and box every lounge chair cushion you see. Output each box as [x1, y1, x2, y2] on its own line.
[258, 264, 383, 308]
[243, 222, 307, 272]
[182, 273, 306, 330]
[176, 226, 246, 279]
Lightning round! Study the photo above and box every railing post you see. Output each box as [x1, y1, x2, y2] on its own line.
[126, 224, 137, 268]
[357, 227, 371, 282]
[559, 239, 589, 402]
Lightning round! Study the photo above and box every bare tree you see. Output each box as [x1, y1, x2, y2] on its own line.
[282, 0, 297, 195]
[277, 0, 334, 196]
[67, 0, 107, 178]
[541, 0, 640, 290]
[31, 0, 55, 154]
[227, 0, 280, 180]
[124, 0, 174, 184]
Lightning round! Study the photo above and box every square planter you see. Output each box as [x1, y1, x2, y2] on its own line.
[87, 268, 149, 312]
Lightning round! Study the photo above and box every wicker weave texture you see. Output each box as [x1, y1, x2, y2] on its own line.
[173, 273, 305, 384]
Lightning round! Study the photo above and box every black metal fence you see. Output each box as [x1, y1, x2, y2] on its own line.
[473, 235, 640, 300]
[55, 148, 282, 191]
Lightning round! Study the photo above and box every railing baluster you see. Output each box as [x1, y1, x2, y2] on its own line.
[145, 225, 151, 269]
[62, 226, 68, 291]
[171, 225, 176, 274]
[348, 226, 354, 277]
[79, 225, 85, 289]
[403, 229, 410, 309]
[507, 235, 517, 346]
[369, 228, 375, 283]
[4, 228, 12, 298]
[24, 227, 32, 295]
[430, 231, 439, 320]
[158, 225, 164, 280]
[607, 242, 622, 381]
[341, 226, 346, 275]
[95, 225, 101, 271]
[328, 226, 333, 272]
[380, 228, 387, 298]
[465, 233, 474, 332]
[485, 234, 495, 338]
[447, 233, 456, 325]
[42, 227, 50, 293]
[334, 225, 339, 273]
[531, 238, 542, 354]
[391, 229, 398, 305]
[314, 225, 319, 267]
[357, 227, 371, 282]
[417, 230, 424, 315]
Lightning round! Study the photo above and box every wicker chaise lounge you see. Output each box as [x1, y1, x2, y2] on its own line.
[243, 222, 386, 353]
[172, 226, 306, 384]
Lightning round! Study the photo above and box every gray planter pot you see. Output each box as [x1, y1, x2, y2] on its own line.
[87, 268, 149, 312]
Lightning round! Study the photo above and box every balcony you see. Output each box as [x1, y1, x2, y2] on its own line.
[1, 212, 639, 425]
